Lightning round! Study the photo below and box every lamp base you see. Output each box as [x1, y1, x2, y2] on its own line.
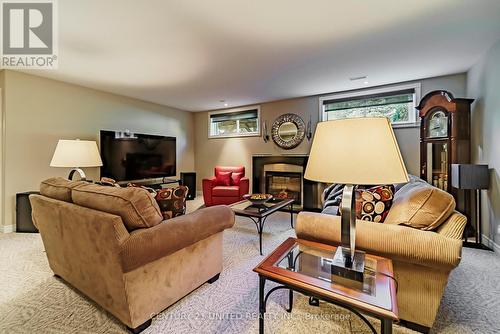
[68, 168, 87, 181]
[331, 246, 365, 282]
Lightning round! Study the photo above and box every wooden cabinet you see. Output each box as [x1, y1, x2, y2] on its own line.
[417, 90, 473, 222]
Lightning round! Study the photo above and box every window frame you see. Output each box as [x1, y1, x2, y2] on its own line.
[208, 105, 261, 139]
[318, 83, 421, 128]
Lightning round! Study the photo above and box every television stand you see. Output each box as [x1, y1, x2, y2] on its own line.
[149, 178, 181, 190]
[118, 177, 180, 189]
[162, 178, 180, 185]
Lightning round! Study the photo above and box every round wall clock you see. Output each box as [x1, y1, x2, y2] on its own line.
[271, 113, 306, 149]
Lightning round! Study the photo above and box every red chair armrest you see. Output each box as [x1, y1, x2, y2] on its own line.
[203, 177, 217, 206]
[239, 177, 250, 198]
[203, 176, 217, 185]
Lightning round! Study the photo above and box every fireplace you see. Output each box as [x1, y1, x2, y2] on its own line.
[252, 155, 324, 212]
[263, 163, 303, 209]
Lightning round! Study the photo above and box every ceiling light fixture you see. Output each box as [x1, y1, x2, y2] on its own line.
[220, 100, 228, 107]
[349, 75, 367, 81]
[363, 81, 369, 85]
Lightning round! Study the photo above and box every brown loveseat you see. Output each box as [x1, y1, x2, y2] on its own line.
[295, 178, 466, 332]
[30, 177, 235, 333]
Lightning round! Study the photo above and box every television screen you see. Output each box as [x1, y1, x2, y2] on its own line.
[100, 130, 176, 182]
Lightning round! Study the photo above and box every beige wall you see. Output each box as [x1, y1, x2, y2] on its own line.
[194, 73, 466, 190]
[467, 39, 500, 253]
[194, 96, 318, 190]
[1, 70, 194, 230]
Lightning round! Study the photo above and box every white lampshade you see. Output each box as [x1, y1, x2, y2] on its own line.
[305, 118, 409, 185]
[50, 139, 103, 168]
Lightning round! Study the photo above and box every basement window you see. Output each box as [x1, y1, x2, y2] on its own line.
[208, 106, 261, 138]
[319, 83, 421, 127]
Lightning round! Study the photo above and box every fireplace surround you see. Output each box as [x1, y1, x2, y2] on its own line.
[263, 163, 303, 210]
[252, 155, 323, 212]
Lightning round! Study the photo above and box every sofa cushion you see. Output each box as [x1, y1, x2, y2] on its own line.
[213, 186, 239, 197]
[155, 186, 188, 220]
[384, 180, 455, 230]
[40, 177, 86, 202]
[72, 183, 163, 231]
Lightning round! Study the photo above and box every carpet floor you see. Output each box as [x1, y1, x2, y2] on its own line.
[0, 208, 499, 334]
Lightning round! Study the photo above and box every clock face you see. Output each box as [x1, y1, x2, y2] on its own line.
[427, 110, 448, 138]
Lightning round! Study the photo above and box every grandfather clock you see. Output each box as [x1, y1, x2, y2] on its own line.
[417, 90, 474, 232]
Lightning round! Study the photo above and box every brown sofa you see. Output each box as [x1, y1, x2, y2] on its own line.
[295, 179, 466, 332]
[30, 178, 235, 333]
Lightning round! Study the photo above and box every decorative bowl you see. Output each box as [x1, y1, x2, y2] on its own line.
[243, 193, 273, 206]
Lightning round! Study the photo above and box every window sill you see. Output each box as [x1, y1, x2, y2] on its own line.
[392, 122, 420, 129]
[208, 133, 261, 139]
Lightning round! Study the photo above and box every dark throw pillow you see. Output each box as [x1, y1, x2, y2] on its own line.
[96, 177, 121, 187]
[127, 183, 158, 197]
[155, 186, 189, 220]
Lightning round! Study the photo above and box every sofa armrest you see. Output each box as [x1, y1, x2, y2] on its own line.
[296, 212, 463, 270]
[119, 205, 235, 272]
[436, 211, 467, 239]
[239, 177, 250, 198]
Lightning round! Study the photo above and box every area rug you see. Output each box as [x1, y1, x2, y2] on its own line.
[0, 211, 499, 334]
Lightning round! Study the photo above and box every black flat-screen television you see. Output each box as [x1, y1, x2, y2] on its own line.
[100, 130, 176, 183]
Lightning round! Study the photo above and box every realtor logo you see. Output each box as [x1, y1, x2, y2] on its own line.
[1, 0, 58, 68]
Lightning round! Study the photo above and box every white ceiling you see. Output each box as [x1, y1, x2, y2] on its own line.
[26, 0, 500, 111]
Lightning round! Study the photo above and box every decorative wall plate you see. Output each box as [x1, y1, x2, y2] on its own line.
[271, 113, 306, 149]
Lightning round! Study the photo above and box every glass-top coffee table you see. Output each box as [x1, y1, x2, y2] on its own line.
[253, 237, 398, 334]
[228, 198, 295, 255]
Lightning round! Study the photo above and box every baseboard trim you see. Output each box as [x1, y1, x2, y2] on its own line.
[0, 224, 15, 233]
[482, 234, 500, 254]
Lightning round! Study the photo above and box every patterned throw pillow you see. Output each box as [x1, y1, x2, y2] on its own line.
[338, 185, 395, 223]
[355, 185, 395, 223]
[155, 186, 189, 220]
[215, 171, 232, 186]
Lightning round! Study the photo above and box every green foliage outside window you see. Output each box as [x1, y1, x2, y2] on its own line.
[325, 101, 412, 124]
[211, 118, 258, 136]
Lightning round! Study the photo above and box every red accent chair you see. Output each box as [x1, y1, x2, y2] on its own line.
[203, 166, 249, 206]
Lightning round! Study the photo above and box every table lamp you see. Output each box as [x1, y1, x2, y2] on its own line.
[50, 139, 103, 181]
[305, 118, 409, 281]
